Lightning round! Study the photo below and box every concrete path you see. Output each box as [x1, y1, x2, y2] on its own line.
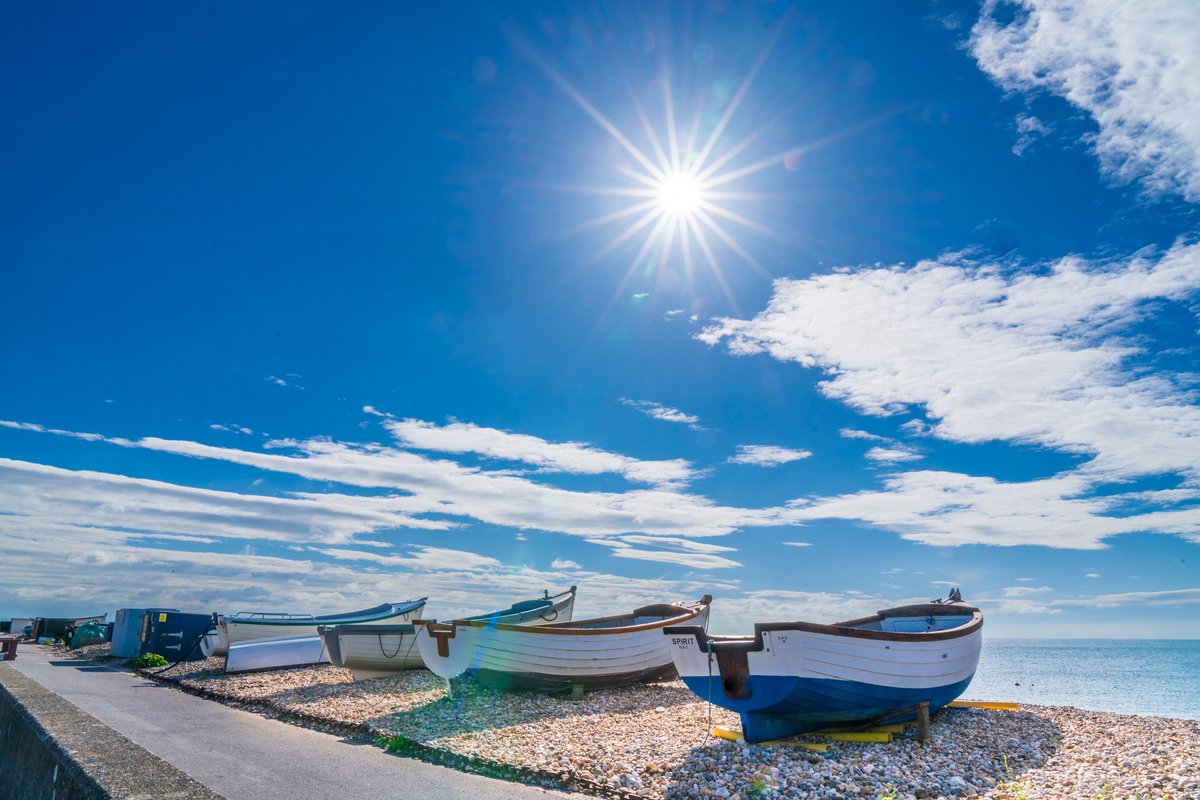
[10, 646, 582, 800]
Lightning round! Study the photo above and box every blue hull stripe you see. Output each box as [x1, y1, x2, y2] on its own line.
[682, 673, 975, 743]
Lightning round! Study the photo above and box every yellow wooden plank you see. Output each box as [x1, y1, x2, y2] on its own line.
[948, 701, 1020, 710]
[711, 726, 743, 742]
[869, 724, 908, 733]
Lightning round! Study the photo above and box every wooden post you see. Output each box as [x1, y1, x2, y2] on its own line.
[916, 701, 931, 743]
[568, 684, 585, 701]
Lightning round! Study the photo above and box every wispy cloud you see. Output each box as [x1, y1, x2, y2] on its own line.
[382, 417, 696, 487]
[972, 0, 1200, 201]
[0, 421, 809, 547]
[782, 541, 812, 548]
[210, 423, 254, 435]
[1011, 112, 1050, 157]
[620, 398, 706, 430]
[727, 444, 812, 467]
[864, 445, 922, 464]
[589, 536, 742, 570]
[840, 428, 888, 442]
[550, 558, 582, 570]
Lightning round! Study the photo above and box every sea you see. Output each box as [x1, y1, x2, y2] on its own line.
[963, 639, 1200, 720]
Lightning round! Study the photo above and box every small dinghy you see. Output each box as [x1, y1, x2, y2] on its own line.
[216, 599, 427, 673]
[321, 587, 577, 681]
[664, 591, 983, 743]
[417, 595, 711, 692]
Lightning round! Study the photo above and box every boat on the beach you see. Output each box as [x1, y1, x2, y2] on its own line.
[224, 633, 331, 674]
[214, 599, 427, 647]
[320, 587, 578, 681]
[416, 595, 712, 692]
[663, 591, 983, 743]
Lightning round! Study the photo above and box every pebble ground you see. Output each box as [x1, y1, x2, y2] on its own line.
[67, 644, 1200, 799]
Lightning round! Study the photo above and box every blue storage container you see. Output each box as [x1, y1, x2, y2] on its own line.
[112, 608, 177, 658]
[141, 610, 212, 662]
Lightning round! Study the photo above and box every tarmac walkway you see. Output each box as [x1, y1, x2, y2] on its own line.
[8, 646, 580, 800]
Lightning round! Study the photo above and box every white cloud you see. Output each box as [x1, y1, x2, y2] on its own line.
[1003, 585, 1053, 597]
[1011, 112, 1050, 157]
[1085, 572, 1101, 578]
[971, 0, 1200, 201]
[727, 444, 812, 467]
[589, 537, 742, 570]
[1053, 587, 1200, 607]
[633, 292, 649, 299]
[210, 423, 254, 435]
[315, 546, 502, 571]
[382, 418, 696, 487]
[700, 242, 1200, 547]
[789, 469, 1200, 549]
[840, 428, 888, 441]
[0, 422, 815, 549]
[616, 535, 737, 554]
[864, 446, 922, 464]
[550, 558, 582, 570]
[620, 398, 706, 430]
[782, 541, 812, 548]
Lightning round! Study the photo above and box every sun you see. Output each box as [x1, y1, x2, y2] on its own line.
[517, 20, 798, 310]
[655, 170, 704, 219]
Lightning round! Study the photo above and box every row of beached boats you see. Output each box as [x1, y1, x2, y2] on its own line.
[199, 587, 983, 742]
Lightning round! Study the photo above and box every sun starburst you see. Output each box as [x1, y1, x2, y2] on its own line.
[517, 22, 797, 312]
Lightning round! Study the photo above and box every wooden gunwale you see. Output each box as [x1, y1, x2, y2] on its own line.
[664, 604, 982, 651]
[231, 598, 427, 627]
[434, 596, 710, 637]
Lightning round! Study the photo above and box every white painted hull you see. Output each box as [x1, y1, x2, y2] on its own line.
[670, 621, 982, 688]
[417, 599, 710, 691]
[325, 589, 578, 681]
[665, 602, 983, 742]
[224, 635, 330, 674]
[322, 626, 424, 681]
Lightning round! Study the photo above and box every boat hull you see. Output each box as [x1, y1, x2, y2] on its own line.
[323, 588, 577, 681]
[319, 624, 424, 681]
[417, 598, 711, 692]
[224, 635, 329, 674]
[666, 603, 982, 743]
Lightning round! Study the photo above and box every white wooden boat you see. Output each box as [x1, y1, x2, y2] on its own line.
[416, 595, 711, 692]
[664, 592, 983, 742]
[213, 599, 426, 650]
[224, 634, 329, 674]
[321, 587, 577, 681]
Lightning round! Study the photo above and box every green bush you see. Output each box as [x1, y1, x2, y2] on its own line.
[131, 653, 169, 669]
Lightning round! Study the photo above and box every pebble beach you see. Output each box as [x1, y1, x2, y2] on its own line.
[64, 643, 1200, 800]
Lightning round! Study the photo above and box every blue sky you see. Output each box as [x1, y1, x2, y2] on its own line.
[2, 1, 1198, 637]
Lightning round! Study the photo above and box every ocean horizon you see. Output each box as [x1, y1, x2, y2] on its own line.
[963, 638, 1200, 721]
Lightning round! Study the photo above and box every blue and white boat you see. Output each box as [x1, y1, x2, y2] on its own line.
[664, 593, 982, 743]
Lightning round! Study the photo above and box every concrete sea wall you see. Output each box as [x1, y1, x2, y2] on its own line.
[0, 663, 222, 800]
